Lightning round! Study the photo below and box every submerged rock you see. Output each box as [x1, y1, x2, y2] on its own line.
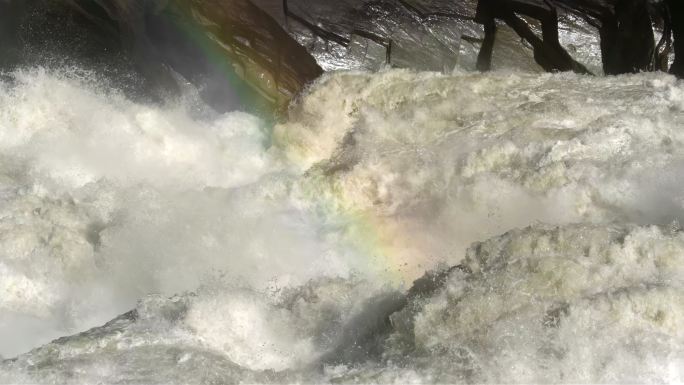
[384, 223, 684, 383]
[3, 223, 683, 384]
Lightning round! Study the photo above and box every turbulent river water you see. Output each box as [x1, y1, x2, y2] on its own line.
[1, 67, 684, 383]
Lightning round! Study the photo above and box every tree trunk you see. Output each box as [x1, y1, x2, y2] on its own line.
[476, 21, 497, 71]
[475, 0, 590, 74]
[475, 0, 497, 71]
[668, 0, 684, 78]
[600, 0, 655, 75]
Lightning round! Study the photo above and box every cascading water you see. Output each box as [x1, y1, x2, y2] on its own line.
[0, 66, 683, 383]
[1, 0, 684, 383]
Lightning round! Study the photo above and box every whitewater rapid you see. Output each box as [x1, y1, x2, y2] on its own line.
[1, 67, 683, 383]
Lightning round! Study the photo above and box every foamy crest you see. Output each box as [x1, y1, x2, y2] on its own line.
[0, 68, 369, 358]
[278, 70, 684, 275]
[185, 288, 316, 371]
[385, 224, 684, 383]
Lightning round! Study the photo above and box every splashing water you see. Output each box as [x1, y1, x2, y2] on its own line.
[0, 67, 683, 383]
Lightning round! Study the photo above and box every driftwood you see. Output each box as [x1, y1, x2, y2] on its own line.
[475, 0, 683, 78]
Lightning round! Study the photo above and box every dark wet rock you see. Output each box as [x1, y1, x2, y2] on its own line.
[0, 0, 322, 116]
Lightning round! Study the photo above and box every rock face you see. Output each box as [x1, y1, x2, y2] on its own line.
[0, 0, 322, 115]
[0, 1, 22, 68]
[104, 0, 324, 113]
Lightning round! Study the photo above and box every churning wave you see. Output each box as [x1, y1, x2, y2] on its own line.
[0, 67, 683, 383]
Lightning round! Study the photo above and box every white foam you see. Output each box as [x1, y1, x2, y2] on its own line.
[0, 68, 372, 357]
[278, 69, 684, 275]
[185, 288, 317, 371]
[386, 224, 684, 383]
[2, 67, 684, 383]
